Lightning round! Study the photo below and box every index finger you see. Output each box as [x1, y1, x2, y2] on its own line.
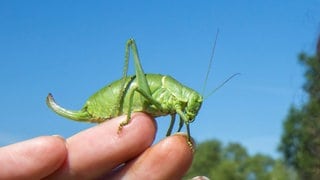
[46, 112, 156, 179]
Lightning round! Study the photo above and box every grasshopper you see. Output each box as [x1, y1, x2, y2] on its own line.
[47, 39, 203, 146]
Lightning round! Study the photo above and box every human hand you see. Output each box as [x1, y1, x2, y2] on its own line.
[0, 113, 194, 179]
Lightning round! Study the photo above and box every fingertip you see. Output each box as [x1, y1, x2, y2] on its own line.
[162, 133, 194, 162]
[111, 133, 193, 179]
[51, 134, 66, 142]
[37, 136, 68, 178]
[30, 136, 68, 176]
[150, 134, 194, 178]
[47, 135, 68, 162]
[48, 112, 157, 179]
[0, 136, 67, 179]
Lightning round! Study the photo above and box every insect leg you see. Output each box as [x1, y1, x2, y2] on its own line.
[186, 123, 193, 148]
[116, 40, 132, 116]
[118, 88, 136, 132]
[166, 114, 176, 136]
[117, 39, 151, 116]
[176, 109, 193, 148]
[118, 39, 153, 129]
[118, 86, 163, 132]
[128, 39, 152, 96]
[177, 116, 184, 132]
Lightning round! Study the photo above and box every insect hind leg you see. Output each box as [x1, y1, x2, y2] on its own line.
[118, 86, 163, 133]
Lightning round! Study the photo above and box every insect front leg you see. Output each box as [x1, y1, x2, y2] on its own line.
[186, 123, 193, 149]
[177, 116, 184, 132]
[166, 114, 176, 136]
[176, 109, 194, 149]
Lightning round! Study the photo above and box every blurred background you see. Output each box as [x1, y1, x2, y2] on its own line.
[1, 1, 319, 179]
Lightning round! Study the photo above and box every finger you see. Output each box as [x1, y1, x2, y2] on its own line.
[0, 136, 67, 180]
[46, 112, 156, 179]
[108, 133, 194, 180]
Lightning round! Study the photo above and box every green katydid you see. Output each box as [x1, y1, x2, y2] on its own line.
[46, 37, 232, 147]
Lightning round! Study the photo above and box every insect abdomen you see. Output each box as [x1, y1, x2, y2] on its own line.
[84, 74, 171, 120]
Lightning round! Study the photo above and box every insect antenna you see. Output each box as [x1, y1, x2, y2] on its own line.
[204, 73, 240, 99]
[201, 29, 219, 96]
[201, 29, 240, 99]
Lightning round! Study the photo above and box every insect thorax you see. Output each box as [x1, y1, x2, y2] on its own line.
[147, 74, 203, 121]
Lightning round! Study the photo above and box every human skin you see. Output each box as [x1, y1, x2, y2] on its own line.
[0, 113, 194, 180]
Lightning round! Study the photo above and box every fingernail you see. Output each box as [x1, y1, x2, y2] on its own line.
[51, 135, 66, 142]
[174, 132, 196, 152]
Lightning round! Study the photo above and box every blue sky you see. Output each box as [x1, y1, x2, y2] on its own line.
[1, 1, 319, 158]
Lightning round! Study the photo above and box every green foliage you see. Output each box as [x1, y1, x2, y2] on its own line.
[184, 140, 296, 180]
[278, 106, 304, 168]
[186, 140, 222, 178]
[269, 160, 298, 180]
[223, 143, 248, 164]
[243, 154, 274, 180]
[279, 38, 320, 179]
[210, 160, 245, 180]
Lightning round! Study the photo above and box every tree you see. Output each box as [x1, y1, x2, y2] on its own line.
[279, 37, 320, 179]
[243, 154, 274, 180]
[210, 143, 248, 180]
[210, 160, 245, 180]
[185, 140, 222, 178]
[270, 160, 298, 180]
[278, 107, 305, 168]
[184, 140, 296, 179]
[223, 143, 248, 164]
